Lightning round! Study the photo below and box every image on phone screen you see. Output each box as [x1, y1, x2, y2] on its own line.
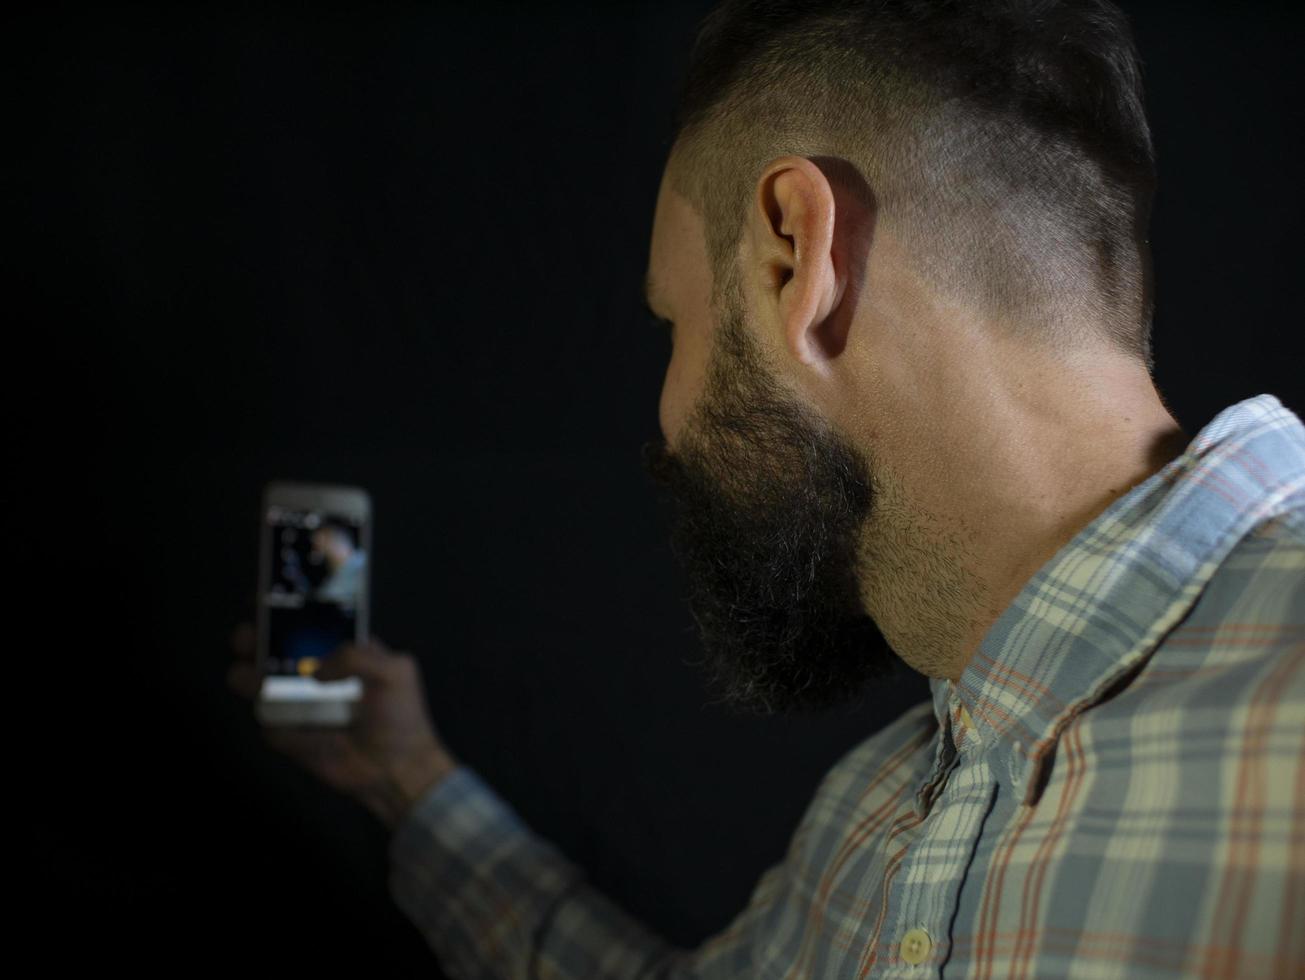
[264, 505, 366, 678]
[257, 489, 370, 722]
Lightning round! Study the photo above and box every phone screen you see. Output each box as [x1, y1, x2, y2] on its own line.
[261, 503, 368, 689]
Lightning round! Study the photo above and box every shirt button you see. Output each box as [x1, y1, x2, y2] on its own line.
[900, 927, 932, 965]
[958, 703, 974, 730]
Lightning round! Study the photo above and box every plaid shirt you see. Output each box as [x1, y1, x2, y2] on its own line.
[388, 392, 1305, 979]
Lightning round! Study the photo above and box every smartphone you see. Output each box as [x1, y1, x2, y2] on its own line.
[255, 481, 370, 726]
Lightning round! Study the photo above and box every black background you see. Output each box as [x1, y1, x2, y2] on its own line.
[14, 0, 1303, 972]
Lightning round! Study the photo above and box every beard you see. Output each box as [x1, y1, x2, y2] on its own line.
[641, 276, 900, 717]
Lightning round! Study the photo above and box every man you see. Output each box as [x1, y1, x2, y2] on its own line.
[309, 520, 367, 607]
[229, 0, 1305, 975]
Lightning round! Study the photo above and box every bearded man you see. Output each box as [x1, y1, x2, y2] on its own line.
[229, 1, 1305, 976]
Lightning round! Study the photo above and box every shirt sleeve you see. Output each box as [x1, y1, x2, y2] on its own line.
[387, 764, 782, 979]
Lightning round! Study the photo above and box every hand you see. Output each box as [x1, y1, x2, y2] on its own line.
[227, 623, 459, 832]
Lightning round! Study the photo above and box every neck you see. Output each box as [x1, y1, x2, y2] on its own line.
[854, 350, 1188, 683]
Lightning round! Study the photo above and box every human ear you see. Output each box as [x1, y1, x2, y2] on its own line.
[749, 155, 847, 372]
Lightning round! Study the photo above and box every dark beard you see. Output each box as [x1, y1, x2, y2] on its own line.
[640, 287, 899, 717]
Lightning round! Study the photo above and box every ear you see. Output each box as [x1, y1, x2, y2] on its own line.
[747, 155, 848, 373]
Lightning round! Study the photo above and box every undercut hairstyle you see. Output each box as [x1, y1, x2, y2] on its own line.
[668, 0, 1159, 372]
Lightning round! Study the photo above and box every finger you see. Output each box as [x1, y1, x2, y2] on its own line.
[231, 622, 256, 660]
[262, 727, 352, 772]
[227, 661, 260, 700]
[314, 638, 396, 683]
[263, 726, 331, 757]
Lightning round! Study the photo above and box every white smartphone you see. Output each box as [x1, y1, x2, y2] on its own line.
[255, 481, 371, 726]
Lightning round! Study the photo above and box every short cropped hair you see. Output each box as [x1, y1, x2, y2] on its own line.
[668, 0, 1158, 372]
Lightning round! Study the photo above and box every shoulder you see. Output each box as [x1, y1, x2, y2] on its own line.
[798, 698, 937, 835]
[1228, 501, 1305, 553]
[1183, 503, 1305, 636]
[825, 698, 938, 782]
[1136, 503, 1305, 714]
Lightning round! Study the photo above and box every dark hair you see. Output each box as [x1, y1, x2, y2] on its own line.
[668, 0, 1158, 372]
[313, 518, 356, 546]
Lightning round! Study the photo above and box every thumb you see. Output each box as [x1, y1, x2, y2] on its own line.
[314, 639, 394, 683]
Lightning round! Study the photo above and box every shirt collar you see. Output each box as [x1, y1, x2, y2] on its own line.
[927, 393, 1305, 805]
